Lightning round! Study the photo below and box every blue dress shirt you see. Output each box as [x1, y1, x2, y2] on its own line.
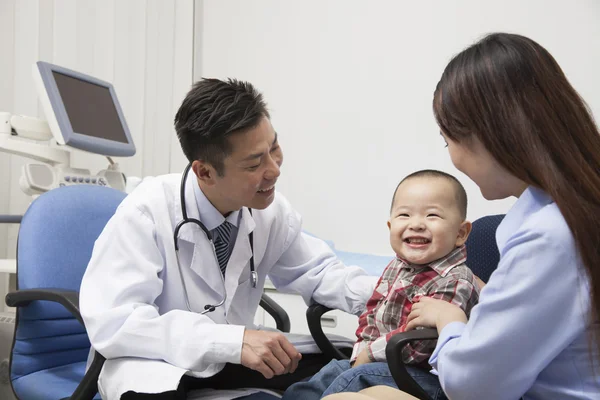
[429, 187, 600, 399]
[193, 181, 240, 257]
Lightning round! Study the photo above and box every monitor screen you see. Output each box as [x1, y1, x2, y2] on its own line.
[33, 61, 136, 157]
[52, 71, 129, 144]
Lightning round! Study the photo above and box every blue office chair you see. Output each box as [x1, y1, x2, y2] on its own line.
[5, 185, 126, 399]
[4, 185, 292, 400]
[385, 214, 505, 400]
[463, 214, 504, 283]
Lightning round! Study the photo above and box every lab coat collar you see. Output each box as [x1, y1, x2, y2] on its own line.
[172, 171, 198, 243]
[192, 179, 240, 231]
[224, 206, 256, 312]
[176, 171, 244, 243]
[175, 171, 256, 306]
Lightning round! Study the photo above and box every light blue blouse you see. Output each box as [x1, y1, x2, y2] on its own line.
[429, 187, 600, 399]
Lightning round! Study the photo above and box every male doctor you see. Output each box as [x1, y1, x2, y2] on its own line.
[80, 78, 377, 400]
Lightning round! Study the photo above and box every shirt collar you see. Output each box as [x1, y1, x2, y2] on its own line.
[192, 180, 240, 231]
[496, 186, 553, 251]
[396, 245, 467, 277]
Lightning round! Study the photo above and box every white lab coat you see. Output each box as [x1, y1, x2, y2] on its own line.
[80, 172, 377, 399]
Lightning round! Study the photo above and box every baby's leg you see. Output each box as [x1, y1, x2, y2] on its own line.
[281, 359, 352, 400]
[321, 362, 398, 397]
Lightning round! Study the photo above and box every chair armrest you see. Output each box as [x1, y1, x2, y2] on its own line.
[385, 329, 438, 400]
[5, 288, 104, 400]
[70, 349, 105, 400]
[260, 293, 291, 333]
[0, 215, 23, 224]
[6, 289, 83, 324]
[306, 303, 348, 360]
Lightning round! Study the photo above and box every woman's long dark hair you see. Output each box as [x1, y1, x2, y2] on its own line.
[433, 33, 600, 358]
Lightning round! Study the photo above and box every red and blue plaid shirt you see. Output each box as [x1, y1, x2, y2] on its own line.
[351, 246, 479, 365]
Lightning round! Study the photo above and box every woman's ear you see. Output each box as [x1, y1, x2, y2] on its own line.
[455, 220, 472, 246]
[387, 220, 391, 230]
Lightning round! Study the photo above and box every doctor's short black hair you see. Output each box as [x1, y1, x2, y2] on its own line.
[174, 78, 270, 176]
[390, 169, 468, 219]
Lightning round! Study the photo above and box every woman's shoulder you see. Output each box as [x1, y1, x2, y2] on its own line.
[503, 192, 574, 255]
[523, 202, 572, 242]
[497, 200, 583, 285]
[495, 193, 591, 322]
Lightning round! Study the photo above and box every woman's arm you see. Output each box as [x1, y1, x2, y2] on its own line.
[426, 230, 587, 400]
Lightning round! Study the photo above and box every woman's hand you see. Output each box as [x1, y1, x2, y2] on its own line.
[405, 297, 467, 333]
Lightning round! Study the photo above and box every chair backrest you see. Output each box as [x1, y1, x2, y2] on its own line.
[11, 185, 126, 381]
[464, 214, 505, 283]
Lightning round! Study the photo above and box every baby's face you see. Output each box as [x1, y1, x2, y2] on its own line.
[388, 177, 468, 265]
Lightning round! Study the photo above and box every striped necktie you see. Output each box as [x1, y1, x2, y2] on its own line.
[213, 221, 234, 276]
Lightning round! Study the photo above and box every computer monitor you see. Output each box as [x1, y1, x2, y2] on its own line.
[33, 61, 136, 157]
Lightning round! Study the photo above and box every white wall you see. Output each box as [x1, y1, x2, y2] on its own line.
[197, 0, 600, 256]
[0, 0, 194, 259]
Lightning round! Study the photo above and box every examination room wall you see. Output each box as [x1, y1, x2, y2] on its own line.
[196, 0, 600, 256]
[2, 0, 600, 262]
[0, 0, 194, 261]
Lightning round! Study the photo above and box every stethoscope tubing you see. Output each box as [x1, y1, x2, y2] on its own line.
[174, 163, 257, 314]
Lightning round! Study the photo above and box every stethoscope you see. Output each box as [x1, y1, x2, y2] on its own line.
[173, 163, 257, 314]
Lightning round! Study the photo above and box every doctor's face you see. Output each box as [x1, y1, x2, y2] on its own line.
[212, 117, 283, 214]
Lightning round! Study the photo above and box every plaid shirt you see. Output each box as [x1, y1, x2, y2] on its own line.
[351, 246, 479, 365]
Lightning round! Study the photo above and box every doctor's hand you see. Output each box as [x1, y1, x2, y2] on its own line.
[241, 330, 302, 379]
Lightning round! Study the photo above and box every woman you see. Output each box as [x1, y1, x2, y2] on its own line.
[328, 32, 600, 400]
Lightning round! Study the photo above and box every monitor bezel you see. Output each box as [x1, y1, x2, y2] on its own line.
[34, 61, 136, 157]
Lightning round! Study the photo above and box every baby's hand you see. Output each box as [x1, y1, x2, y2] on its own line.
[474, 275, 486, 291]
[352, 349, 371, 368]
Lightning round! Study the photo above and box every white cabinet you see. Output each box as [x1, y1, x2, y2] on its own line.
[257, 285, 358, 340]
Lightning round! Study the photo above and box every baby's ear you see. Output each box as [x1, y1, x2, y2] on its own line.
[456, 220, 472, 246]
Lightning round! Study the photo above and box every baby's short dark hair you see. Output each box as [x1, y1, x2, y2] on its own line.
[391, 169, 468, 219]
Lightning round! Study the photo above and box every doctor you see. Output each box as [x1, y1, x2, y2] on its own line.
[80, 78, 377, 400]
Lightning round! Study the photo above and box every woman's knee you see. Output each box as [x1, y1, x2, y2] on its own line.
[322, 393, 378, 400]
[359, 386, 419, 400]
